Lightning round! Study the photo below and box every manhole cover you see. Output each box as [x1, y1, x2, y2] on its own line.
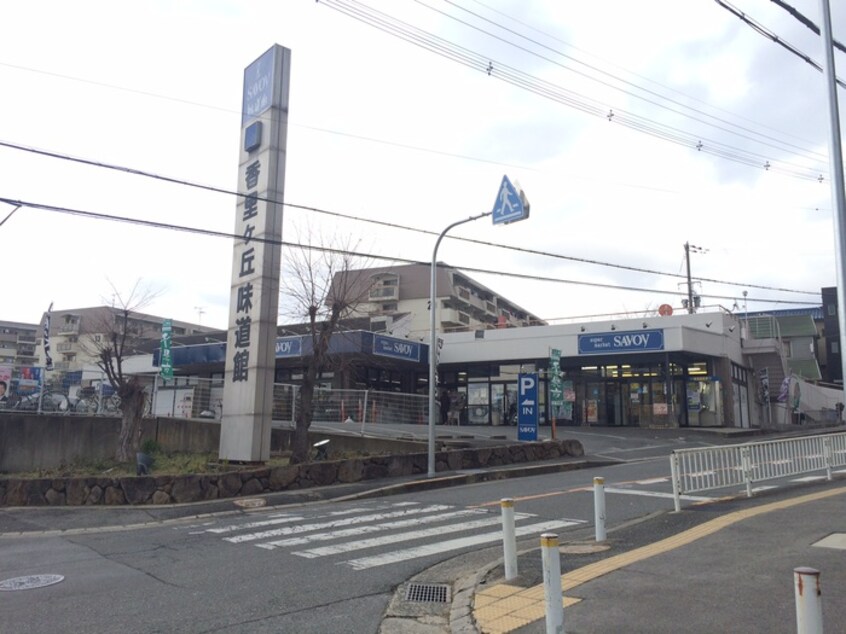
[405, 582, 450, 603]
[559, 543, 611, 555]
[233, 498, 266, 509]
[0, 575, 65, 591]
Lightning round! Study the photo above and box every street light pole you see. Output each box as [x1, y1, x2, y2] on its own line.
[818, 0, 846, 393]
[428, 211, 492, 477]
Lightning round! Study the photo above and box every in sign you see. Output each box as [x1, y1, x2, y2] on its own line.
[517, 372, 538, 441]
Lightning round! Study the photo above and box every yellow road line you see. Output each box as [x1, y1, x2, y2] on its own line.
[475, 486, 846, 633]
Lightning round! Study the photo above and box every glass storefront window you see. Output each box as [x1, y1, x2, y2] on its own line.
[468, 384, 489, 425]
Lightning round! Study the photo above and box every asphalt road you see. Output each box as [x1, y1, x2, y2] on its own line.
[1, 425, 837, 634]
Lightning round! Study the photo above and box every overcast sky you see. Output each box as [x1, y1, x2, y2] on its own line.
[1, 0, 844, 334]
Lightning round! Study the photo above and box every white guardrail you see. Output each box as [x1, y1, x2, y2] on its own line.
[670, 433, 846, 512]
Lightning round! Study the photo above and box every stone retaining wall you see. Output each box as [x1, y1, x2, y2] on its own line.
[0, 439, 584, 507]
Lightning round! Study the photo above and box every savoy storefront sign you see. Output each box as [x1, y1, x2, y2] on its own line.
[578, 329, 665, 355]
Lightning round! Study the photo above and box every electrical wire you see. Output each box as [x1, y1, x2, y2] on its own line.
[464, 0, 823, 147]
[420, 0, 826, 162]
[317, 0, 828, 182]
[0, 195, 819, 308]
[0, 138, 819, 296]
[713, 0, 846, 89]
[768, 0, 846, 55]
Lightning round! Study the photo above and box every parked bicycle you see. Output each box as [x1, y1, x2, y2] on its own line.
[10, 389, 69, 413]
[73, 387, 121, 415]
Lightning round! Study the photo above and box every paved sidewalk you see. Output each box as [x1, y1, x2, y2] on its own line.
[472, 481, 846, 633]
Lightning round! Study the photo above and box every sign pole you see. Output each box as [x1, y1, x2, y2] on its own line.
[548, 348, 562, 441]
[428, 175, 530, 475]
[428, 211, 492, 477]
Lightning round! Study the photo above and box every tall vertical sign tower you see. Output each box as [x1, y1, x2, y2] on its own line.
[220, 45, 291, 462]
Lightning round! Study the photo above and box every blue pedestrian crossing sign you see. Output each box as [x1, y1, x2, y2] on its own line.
[517, 372, 539, 441]
[492, 175, 530, 225]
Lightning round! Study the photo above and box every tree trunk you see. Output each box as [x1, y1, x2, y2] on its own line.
[115, 382, 147, 463]
[290, 378, 315, 464]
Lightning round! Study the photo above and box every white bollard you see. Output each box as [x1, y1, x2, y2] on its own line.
[501, 498, 518, 581]
[794, 567, 823, 634]
[594, 476, 607, 543]
[541, 532, 564, 634]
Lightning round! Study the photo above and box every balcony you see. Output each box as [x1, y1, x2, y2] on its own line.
[369, 286, 398, 301]
[440, 308, 471, 328]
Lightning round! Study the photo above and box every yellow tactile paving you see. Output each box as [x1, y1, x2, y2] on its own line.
[511, 604, 547, 620]
[473, 593, 499, 608]
[477, 583, 523, 598]
[474, 604, 516, 622]
[475, 485, 846, 633]
[482, 614, 534, 633]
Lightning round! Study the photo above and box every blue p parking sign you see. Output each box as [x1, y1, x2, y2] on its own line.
[517, 372, 538, 441]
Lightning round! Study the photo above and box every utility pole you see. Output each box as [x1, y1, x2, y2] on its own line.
[684, 242, 694, 314]
[684, 242, 708, 314]
[819, 0, 846, 392]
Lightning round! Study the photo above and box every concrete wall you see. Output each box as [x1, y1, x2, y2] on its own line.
[0, 413, 429, 472]
[0, 438, 585, 506]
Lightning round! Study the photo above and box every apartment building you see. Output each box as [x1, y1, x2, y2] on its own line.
[332, 263, 545, 340]
[35, 306, 214, 374]
[0, 320, 39, 366]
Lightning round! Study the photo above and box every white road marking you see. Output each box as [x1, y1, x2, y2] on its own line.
[635, 478, 668, 485]
[207, 506, 376, 534]
[291, 512, 538, 558]
[791, 476, 827, 483]
[687, 471, 716, 478]
[344, 520, 582, 570]
[224, 505, 454, 544]
[604, 487, 713, 502]
[749, 485, 779, 493]
[256, 508, 497, 550]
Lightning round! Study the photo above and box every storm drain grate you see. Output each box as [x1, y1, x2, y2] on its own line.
[405, 582, 450, 604]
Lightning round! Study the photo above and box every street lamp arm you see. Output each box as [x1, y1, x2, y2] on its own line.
[428, 210, 492, 477]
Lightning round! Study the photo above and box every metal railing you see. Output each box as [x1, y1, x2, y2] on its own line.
[0, 366, 432, 426]
[149, 378, 429, 427]
[670, 433, 846, 511]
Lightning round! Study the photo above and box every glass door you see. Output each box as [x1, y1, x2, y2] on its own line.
[467, 383, 489, 425]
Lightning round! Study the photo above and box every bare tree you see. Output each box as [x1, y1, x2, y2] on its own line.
[282, 231, 373, 463]
[83, 280, 162, 462]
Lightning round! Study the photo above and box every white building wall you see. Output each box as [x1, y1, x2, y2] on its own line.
[441, 312, 746, 366]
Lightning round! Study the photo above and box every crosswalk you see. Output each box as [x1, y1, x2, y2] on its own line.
[185, 501, 584, 571]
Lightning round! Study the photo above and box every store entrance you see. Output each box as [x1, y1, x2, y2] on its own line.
[625, 382, 643, 426]
[605, 382, 623, 425]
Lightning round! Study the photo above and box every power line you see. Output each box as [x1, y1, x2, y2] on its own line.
[318, 0, 828, 182]
[0, 47, 826, 181]
[768, 0, 846, 55]
[712, 0, 846, 89]
[464, 0, 823, 148]
[0, 138, 819, 296]
[0, 195, 819, 308]
[419, 0, 826, 162]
